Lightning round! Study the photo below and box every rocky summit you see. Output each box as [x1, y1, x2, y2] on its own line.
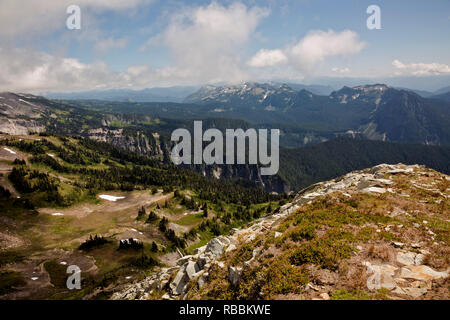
[111, 163, 449, 300]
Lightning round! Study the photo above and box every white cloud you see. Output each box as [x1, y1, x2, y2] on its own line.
[145, 1, 269, 84]
[247, 29, 366, 73]
[288, 30, 366, 70]
[0, 47, 124, 92]
[392, 59, 450, 76]
[0, 0, 152, 38]
[247, 49, 288, 67]
[0, 0, 158, 92]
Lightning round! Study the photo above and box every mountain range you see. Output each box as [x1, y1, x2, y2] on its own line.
[45, 86, 200, 103]
[183, 82, 450, 146]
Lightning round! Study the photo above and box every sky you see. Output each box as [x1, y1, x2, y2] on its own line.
[0, 0, 449, 92]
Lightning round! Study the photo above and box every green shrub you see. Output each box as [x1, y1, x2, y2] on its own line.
[330, 289, 370, 300]
[289, 238, 354, 271]
[230, 245, 254, 266]
[287, 221, 316, 241]
[0, 250, 25, 267]
[261, 257, 309, 297]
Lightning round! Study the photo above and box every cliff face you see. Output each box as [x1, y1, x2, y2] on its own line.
[0, 92, 47, 134]
[111, 163, 449, 300]
[85, 128, 291, 193]
[87, 128, 165, 159]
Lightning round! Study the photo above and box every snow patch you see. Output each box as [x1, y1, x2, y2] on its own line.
[3, 147, 16, 154]
[99, 195, 125, 201]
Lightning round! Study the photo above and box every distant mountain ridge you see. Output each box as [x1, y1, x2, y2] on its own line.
[45, 86, 200, 103]
[184, 82, 298, 109]
[44, 83, 334, 103]
[432, 91, 450, 102]
[433, 85, 450, 96]
[184, 82, 450, 146]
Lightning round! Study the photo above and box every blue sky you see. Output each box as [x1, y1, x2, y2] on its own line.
[0, 0, 449, 92]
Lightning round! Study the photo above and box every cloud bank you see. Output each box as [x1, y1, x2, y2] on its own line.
[247, 30, 366, 73]
[392, 59, 450, 76]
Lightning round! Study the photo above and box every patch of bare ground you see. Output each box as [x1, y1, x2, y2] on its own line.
[0, 232, 25, 251]
[39, 191, 172, 219]
[159, 252, 180, 267]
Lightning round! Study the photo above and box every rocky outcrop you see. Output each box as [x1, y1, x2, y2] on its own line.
[363, 259, 448, 298]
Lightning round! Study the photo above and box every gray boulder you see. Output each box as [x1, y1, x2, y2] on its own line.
[185, 261, 201, 279]
[205, 238, 225, 256]
[170, 268, 189, 296]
